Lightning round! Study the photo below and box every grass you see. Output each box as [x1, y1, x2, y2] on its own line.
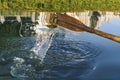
[0, 0, 120, 12]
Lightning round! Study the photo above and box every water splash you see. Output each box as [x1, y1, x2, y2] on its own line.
[31, 28, 54, 61]
[30, 12, 55, 61]
[10, 57, 37, 79]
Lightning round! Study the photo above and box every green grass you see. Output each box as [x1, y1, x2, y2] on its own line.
[0, 0, 120, 12]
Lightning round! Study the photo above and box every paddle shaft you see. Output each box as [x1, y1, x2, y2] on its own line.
[57, 14, 120, 43]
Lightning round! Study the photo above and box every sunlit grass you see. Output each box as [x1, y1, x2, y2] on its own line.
[0, 0, 120, 12]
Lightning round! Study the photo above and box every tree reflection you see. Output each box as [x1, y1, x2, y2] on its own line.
[90, 11, 101, 29]
[0, 20, 21, 37]
[0, 16, 36, 37]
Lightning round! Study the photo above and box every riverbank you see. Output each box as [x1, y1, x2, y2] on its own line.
[0, 0, 120, 12]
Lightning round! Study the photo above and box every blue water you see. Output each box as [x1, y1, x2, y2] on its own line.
[0, 12, 120, 80]
[67, 19, 120, 80]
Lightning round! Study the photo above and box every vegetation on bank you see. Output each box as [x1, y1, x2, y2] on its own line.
[0, 0, 120, 12]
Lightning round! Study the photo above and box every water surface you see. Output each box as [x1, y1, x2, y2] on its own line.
[0, 11, 120, 80]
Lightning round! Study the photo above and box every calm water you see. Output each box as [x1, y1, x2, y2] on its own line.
[0, 11, 120, 80]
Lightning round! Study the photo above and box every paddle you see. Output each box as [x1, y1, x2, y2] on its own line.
[56, 13, 120, 43]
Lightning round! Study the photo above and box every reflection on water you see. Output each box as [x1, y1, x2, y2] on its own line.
[0, 11, 120, 80]
[67, 11, 120, 29]
[90, 11, 101, 28]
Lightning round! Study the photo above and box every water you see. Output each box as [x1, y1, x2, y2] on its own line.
[0, 11, 120, 80]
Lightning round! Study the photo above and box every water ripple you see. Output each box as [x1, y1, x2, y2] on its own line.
[10, 38, 101, 80]
[0, 30, 101, 80]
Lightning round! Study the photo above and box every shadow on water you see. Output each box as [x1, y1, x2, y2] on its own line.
[1, 11, 120, 80]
